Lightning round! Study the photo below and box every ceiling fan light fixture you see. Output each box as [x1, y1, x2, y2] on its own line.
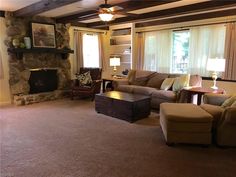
[99, 12, 114, 22]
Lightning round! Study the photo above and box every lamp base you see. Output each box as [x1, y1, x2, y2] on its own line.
[211, 86, 218, 90]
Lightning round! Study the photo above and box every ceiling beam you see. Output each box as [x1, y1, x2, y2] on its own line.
[135, 8, 236, 28]
[87, 1, 236, 28]
[56, 10, 98, 23]
[14, 0, 81, 17]
[56, 0, 179, 23]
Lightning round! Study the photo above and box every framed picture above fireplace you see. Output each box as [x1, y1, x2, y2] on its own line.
[30, 22, 56, 48]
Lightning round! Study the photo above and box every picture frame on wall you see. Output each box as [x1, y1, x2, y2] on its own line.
[30, 22, 56, 48]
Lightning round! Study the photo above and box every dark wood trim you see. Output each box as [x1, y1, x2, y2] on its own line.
[8, 48, 74, 60]
[0, 11, 5, 17]
[202, 77, 236, 83]
[14, 0, 81, 17]
[87, 1, 236, 28]
[135, 8, 236, 28]
[56, 0, 179, 23]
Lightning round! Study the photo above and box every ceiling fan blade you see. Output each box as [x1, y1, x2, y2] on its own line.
[78, 13, 98, 19]
[114, 11, 138, 17]
[109, 5, 123, 12]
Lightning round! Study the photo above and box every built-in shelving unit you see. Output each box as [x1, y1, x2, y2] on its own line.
[8, 48, 74, 60]
[109, 24, 133, 74]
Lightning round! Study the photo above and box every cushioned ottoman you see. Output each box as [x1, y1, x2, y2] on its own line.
[160, 103, 213, 145]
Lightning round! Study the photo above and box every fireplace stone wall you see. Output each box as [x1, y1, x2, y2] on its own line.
[4, 13, 72, 105]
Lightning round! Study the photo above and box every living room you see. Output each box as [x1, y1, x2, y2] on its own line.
[0, 0, 236, 177]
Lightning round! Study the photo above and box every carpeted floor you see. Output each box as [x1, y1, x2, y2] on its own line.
[0, 99, 236, 177]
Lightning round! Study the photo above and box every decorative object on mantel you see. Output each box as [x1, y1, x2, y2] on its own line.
[31, 22, 56, 48]
[24, 37, 31, 49]
[207, 58, 225, 89]
[12, 38, 20, 48]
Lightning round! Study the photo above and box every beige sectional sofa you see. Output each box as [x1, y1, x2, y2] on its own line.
[113, 70, 202, 109]
[200, 94, 236, 147]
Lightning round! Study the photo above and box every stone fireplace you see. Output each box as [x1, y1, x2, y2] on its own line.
[4, 14, 72, 105]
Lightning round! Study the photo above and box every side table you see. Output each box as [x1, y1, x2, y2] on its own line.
[183, 87, 225, 105]
[102, 77, 127, 93]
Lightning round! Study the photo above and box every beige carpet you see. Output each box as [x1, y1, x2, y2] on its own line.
[0, 99, 236, 177]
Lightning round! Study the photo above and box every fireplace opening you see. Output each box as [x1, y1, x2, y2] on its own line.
[29, 69, 58, 94]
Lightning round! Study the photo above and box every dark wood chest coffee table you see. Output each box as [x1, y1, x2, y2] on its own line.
[95, 91, 151, 122]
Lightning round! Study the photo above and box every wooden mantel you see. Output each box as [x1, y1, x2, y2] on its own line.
[8, 48, 74, 60]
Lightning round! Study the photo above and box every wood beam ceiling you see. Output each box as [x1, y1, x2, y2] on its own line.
[135, 8, 236, 28]
[56, 0, 180, 24]
[14, 0, 81, 17]
[87, 1, 236, 28]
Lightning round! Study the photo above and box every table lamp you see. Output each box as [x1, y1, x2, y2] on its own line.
[110, 56, 120, 76]
[207, 58, 225, 89]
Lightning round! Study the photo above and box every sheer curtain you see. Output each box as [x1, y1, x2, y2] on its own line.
[0, 51, 3, 79]
[73, 31, 84, 75]
[224, 22, 236, 80]
[136, 33, 145, 70]
[143, 30, 171, 72]
[98, 33, 106, 70]
[188, 24, 226, 76]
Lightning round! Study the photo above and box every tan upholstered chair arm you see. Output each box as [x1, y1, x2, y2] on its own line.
[203, 93, 231, 106]
[222, 107, 236, 124]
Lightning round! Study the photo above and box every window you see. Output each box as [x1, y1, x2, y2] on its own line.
[143, 24, 226, 76]
[82, 33, 100, 68]
[172, 30, 190, 74]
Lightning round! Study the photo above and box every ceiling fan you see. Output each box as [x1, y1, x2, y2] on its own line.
[78, 0, 136, 22]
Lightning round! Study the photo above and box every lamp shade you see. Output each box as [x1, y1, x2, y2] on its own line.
[110, 57, 120, 66]
[207, 58, 225, 72]
[99, 13, 113, 22]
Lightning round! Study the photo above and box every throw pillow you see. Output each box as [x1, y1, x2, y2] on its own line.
[172, 74, 189, 92]
[231, 101, 236, 107]
[221, 96, 236, 108]
[76, 71, 92, 85]
[160, 78, 175, 91]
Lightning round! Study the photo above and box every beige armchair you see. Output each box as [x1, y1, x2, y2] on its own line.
[200, 93, 236, 147]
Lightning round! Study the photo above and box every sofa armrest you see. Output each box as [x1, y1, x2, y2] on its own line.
[203, 93, 231, 106]
[112, 79, 129, 90]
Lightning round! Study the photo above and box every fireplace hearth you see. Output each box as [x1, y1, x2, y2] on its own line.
[29, 69, 58, 94]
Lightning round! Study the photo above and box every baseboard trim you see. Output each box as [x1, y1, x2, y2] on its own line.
[0, 101, 12, 106]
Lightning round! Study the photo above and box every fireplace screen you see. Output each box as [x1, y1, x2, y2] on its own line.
[29, 69, 58, 94]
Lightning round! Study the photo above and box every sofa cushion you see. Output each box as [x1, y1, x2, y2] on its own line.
[132, 86, 157, 96]
[127, 70, 136, 83]
[200, 104, 224, 128]
[190, 75, 202, 87]
[168, 74, 181, 78]
[130, 70, 156, 86]
[146, 73, 169, 89]
[152, 90, 176, 101]
[160, 78, 175, 90]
